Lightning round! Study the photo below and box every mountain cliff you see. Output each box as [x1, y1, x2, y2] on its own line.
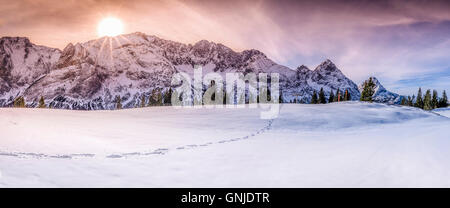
[0, 37, 60, 106]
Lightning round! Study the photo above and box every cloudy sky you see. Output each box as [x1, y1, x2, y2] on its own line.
[1, 0, 449, 95]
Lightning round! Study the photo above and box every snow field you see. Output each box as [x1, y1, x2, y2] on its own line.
[0, 102, 449, 187]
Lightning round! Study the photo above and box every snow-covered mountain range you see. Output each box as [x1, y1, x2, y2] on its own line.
[0, 32, 401, 109]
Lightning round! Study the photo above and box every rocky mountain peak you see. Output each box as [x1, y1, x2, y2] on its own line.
[62, 43, 74, 51]
[0, 37, 32, 48]
[296, 65, 310, 72]
[128, 31, 148, 39]
[314, 59, 339, 72]
[192, 39, 234, 58]
[241, 49, 266, 59]
[194, 39, 212, 47]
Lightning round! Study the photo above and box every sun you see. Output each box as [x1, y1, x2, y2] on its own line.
[97, 17, 124, 37]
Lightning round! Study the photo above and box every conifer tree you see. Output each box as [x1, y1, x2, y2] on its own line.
[155, 89, 162, 105]
[223, 90, 228, 105]
[328, 90, 335, 103]
[423, 89, 432, 110]
[279, 90, 283, 103]
[256, 91, 260, 103]
[162, 90, 168, 106]
[360, 77, 376, 102]
[407, 96, 413, 106]
[344, 89, 350, 101]
[140, 95, 146, 108]
[14, 96, 25, 108]
[400, 97, 407, 106]
[311, 91, 318, 104]
[165, 88, 173, 105]
[318, 88, 326, 104]
[334, 88, 340, 102]
[415, 88, 423, 109]
[116, 96, 122, 109]
[342, 89, 347, 101]
[209, 80, 216, 102]
[38, 96, 46, 108]
[431, 90, 438, 109]
[439, 90, 448, 108]
[148, 89, 157, 106]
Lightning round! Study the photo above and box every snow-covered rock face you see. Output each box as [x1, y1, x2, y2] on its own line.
[358, 77, 403, 104]
[23, 34, 181, 109]
[0, 37, 61, 106]
[281, 59, 360, 103]
[0, 32, 362, 109]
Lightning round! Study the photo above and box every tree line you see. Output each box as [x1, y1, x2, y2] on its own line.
[116, 88, 173, 109]
[400, 88, 448, 110]
[11, 80, 448, 110]
[310, 87, 352, 104]
[360, 77, 448, 110]
[12, 96, 46, 108]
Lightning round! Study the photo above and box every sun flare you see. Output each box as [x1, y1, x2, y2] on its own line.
[97, 17, 124, 37]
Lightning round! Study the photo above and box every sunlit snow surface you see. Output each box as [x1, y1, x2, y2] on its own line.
[0, 102, 449, 187]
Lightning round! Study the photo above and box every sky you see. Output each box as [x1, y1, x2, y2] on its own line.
[0, 0, 449, 95]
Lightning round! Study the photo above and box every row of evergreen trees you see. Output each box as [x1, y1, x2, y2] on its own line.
[12, 86, 272, 110]
[116, 88, 173, 109]
[11, 86, 449, 111]
[400, 88, 448, 110]
[310, 88, 351, 104]
[358, 77, 448, 110]
[119, 86, 278, 109]
[13, 96, 46, 108]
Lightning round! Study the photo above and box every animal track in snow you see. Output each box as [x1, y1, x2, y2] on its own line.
[0, 119, 274, 159]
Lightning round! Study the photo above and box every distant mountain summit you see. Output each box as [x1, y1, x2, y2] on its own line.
[282, 59, 360, 103]
[358, 77, 404, 104]
[0, 32, 394, 109]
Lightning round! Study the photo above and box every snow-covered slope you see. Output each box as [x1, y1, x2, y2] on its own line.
[359, 77, 404, 104]
[1, 32, 362, 109]
[0, 102, 449, 187]
[433, 107, 450, 118]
